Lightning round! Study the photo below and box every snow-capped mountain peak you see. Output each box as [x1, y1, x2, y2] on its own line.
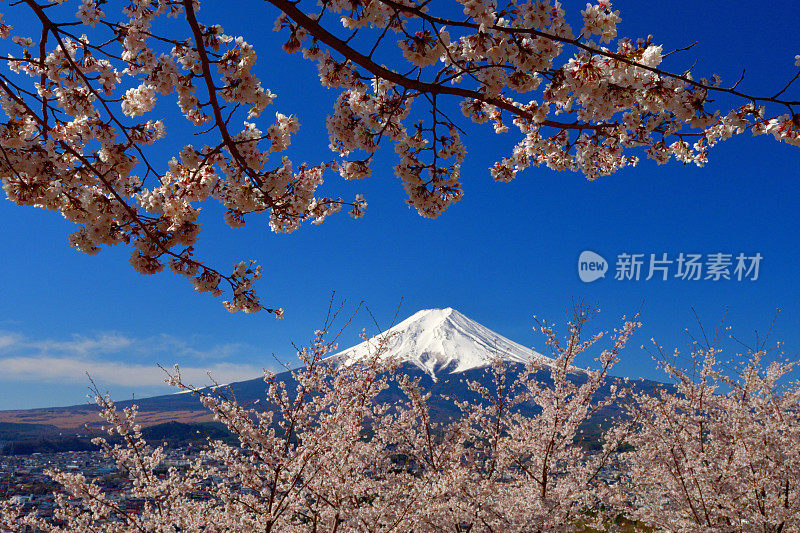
[330, 308, 553, 380]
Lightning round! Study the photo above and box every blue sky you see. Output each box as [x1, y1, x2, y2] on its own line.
[0, 0, 798, 409]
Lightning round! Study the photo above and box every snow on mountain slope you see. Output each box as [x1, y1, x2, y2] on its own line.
[329, 308, 554, 381]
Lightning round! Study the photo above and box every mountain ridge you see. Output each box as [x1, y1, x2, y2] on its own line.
[330, 307, 555, 381]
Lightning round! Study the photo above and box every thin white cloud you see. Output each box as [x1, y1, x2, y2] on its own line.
[26, 333, 134, 356]
[0, 333, 22, 350]
[0, 330, 252, 360]
[0, 357, 265, 388]
[146, 334, 251, 360]
[0, 330, 271, 388]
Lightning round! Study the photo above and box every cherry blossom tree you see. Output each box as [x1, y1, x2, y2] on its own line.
[615, 324, 800, 532]
[0, 305, 644, 531]
[406, 304, 639, 531]
[0, 0, 797, 313]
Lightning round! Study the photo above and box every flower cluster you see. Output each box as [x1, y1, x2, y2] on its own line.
[0, 0, 796, 313]
[0, 0, 368, 315]
[617, 344, 800, 530]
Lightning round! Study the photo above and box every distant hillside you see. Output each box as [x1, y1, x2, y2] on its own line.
[1, 421, 236, 455]
[0, 422, 62, 442]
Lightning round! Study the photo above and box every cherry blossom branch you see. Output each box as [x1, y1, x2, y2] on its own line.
[376, 0, 800, 107]
[183, 0, 270, 195]
[268, 0, 615, 131]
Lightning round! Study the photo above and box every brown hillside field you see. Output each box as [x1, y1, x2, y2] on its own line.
[0, 408, 213, 430]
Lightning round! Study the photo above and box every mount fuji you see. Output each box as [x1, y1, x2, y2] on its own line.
[0, 308, 664, 437]
[330, 307, 555, 380]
